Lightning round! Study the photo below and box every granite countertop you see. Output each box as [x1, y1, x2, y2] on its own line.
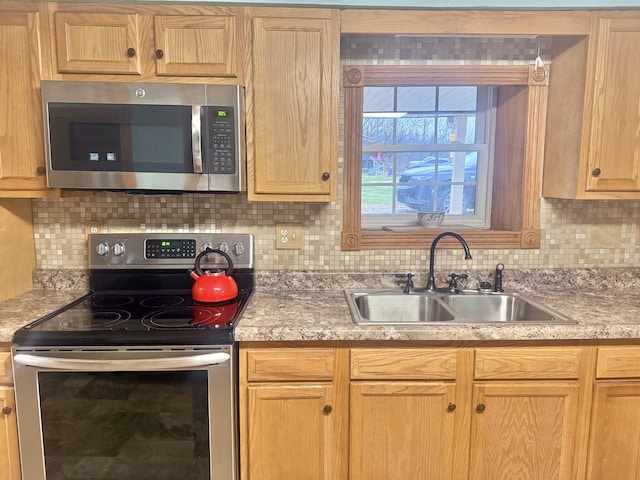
[3, 268, 640, 344]
[234, 287, 640, 342]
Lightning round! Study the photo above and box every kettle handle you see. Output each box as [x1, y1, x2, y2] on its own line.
[194, 248, 234, 277]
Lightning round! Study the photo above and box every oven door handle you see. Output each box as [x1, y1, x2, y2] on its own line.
[13, 352, 230, 371]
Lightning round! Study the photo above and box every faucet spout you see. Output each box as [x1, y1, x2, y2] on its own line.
[426, 232, 472, 292]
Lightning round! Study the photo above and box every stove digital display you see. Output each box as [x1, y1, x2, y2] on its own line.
[146, 239, 197, 258]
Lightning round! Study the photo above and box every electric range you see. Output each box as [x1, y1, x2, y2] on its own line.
[13, 232, 254, 347]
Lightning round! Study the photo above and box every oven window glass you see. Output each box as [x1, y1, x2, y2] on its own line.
[38, 370, 210, 480]
[48, 104, 193, 173]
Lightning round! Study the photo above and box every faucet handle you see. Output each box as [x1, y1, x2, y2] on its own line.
[448, 273, 468, 293]
[395, 273, 415, 293]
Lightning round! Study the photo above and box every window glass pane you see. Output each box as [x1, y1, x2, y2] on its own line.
[362, 185, 394, 214]
[438, 86, 477, 111]
[396, 151, 478, 213]
[396, 115, 436, 145]
[437, 115, 477, 144]
[363, 117, 395, 145]
[364, 86, 395, 112]
[397, 86, 436, 112]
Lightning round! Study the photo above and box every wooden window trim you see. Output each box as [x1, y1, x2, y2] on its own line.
[341, 64, 549, 251]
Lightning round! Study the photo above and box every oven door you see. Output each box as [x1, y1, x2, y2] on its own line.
[11, 345, 237, 480]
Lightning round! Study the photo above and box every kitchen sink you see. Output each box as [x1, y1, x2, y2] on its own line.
[352, 292, 455, 324]
[345, 289, 576, 325]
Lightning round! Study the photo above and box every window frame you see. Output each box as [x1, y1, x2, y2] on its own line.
[341, 64, 549, 251]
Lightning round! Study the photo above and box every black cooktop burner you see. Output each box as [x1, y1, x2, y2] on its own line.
[14, 289, 253, 346]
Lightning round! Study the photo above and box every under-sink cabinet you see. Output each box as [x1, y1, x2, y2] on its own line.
[47, 3, 243, 81]
[469, 347, 590, 480]
[240, 344, 598, 480]
[0, 350, 20, 480]
[350, 348, 464, 479]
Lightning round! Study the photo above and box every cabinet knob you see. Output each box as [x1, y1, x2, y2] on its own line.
[2, 406, 11, 415]
[592, 168, 601, 177]
[476, 403, 486, 413]
[127, 47, 136, 58]
[36, 166, 45, 176]
[323, 404, 332, 414]
[447, 402, 456, 412]
[321, 172, 330, 181]
[155, 49, 164, 59]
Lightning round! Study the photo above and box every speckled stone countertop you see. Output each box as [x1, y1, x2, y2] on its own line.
[235, 287, 640, 342]
[2, 268, 640, 344]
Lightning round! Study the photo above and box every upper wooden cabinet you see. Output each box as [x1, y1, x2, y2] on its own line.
[48, 3, 243, 82]
[53, 11, 142, 75]
[544, 11, 640, 199]
[245, 8, 339, 202]
[0, 4, 53, 198]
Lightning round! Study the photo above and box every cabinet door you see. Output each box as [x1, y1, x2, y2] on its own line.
[54, 11, 142, 74]
[586, 383, 640, 480]
[247, 10, 338, 201]
[0, 10, 48, 194]
[154, 15, 238, 77]
[585, 15, 640, 192]
[469, 382, 579, 480]
[0, 386, 20, 480]
[247, 384, 337, 480]
[350, 382, 457, 480]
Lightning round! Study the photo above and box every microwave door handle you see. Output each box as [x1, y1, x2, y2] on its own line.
[13, 352, 230, 371]
[192, 105, 203, 174]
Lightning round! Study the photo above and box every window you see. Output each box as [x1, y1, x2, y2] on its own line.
[361, 85, 494, 228]
[342, 64, 549, 251]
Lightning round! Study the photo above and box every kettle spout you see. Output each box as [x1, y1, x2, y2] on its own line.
[189, 269, 200, 281]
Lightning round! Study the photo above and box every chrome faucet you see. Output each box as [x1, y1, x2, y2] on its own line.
[426, 232, 472, 292]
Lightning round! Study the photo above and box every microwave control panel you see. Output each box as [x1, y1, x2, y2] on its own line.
[206, 107, 236, 174]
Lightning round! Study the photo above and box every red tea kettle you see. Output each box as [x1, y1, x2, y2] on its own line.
[190, 248, 238, 303]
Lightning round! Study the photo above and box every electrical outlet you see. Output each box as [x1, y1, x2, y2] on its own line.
[276, 224, 303, 249]
[84, 222, 102, 237]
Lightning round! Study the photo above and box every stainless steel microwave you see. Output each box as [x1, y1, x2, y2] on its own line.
[42, 81, 246, 193]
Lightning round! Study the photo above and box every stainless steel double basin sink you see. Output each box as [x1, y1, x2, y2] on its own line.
[344, 289, 576, 325]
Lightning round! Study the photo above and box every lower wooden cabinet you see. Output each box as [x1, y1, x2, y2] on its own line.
[469, 382, 580, 480]
[350, 382, 457, 480]
[586, 383, 640, 480]
[239, 343, 640, 480]
[0, 351, 20, 480]
[240, 345, 348, 480]
[246, 384, 337, 479]
[585, 346, 640, 480]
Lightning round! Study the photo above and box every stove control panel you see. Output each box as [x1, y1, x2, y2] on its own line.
[146, 239, 197, 259]
[89, 233, 253, 269]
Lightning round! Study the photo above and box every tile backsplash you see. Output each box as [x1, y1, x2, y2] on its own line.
[31, 35, 640, 273]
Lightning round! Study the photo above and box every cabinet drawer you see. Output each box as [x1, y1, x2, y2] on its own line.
[596, 346, 640, 378]
[246, 348, 334, 382]
[474, 347, 582, 380]
[351, 348, 457, 380]
[0, 352, 12, 384]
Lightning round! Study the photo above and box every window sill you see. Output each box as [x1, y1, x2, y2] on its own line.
[341, 228, 540, 250]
